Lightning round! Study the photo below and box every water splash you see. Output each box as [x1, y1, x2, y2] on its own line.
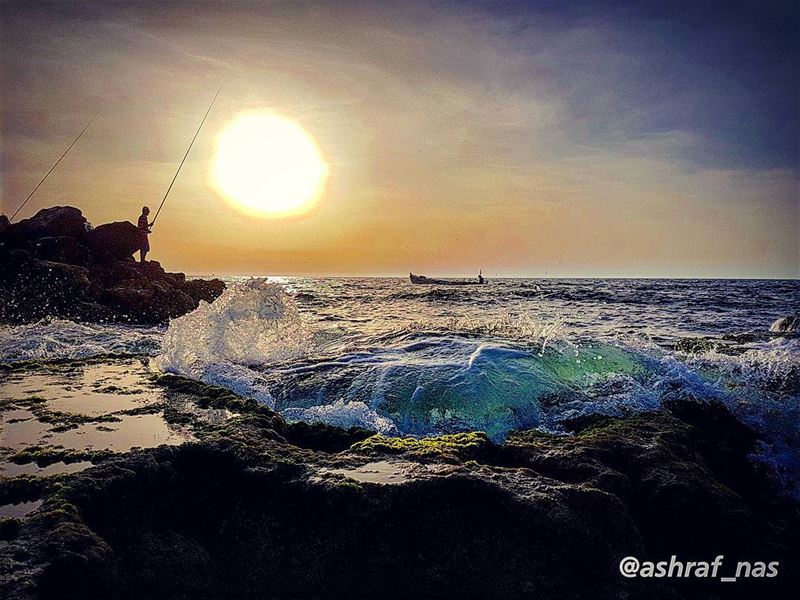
[678, 337, 800, 498]
[155, 279, 310, 407]
[283, 400, 398, 434]
[684, 337, 799, 394]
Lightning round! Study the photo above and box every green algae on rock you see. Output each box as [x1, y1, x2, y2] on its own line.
[351, 431, 491, 459]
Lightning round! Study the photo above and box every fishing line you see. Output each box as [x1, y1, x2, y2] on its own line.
[151, 85, 223, 226]
[9, 114, 97, 222]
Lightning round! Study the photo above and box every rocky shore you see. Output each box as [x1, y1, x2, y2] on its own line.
[0, 207, 225, 325]
[0, 358, 797, 600]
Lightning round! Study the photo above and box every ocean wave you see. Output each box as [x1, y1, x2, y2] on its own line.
[0, 276, 795, 497]
[0, 319, 163, 363]
[385, 288, 475, 303]
[149, 281, 796, 450]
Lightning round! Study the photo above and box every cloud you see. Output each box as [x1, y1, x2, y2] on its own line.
[1, 1, 797, 277]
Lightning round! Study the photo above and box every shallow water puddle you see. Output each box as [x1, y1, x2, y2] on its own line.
[0, 461, 93, 478]
[45, 392, 156, 417]
[52, 415, 190, 453]
[0, 359, 196, 475]
[0, 410, 52, 449]
[0, 499, 42, 519]
[322, 460, 420, 485]
[0, 410, 191, 455]
[0, 362, 163, 417]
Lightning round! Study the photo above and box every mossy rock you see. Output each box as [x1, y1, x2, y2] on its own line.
[674, 337, 721, 354]
[674, 336, 747, 356]
[350, 432, 491, 459]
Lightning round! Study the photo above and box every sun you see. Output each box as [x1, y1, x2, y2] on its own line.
[213, 112, 328, 217]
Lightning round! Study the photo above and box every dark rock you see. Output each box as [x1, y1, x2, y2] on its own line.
[183, 278, 226, 304]
[34, 236, 89, 265]
[102, 285, 154, 312]
[283, 422, 375, 453]
[1, 397, 796, 600]
[135, 260, 166, 280]
[0, 214, 9, 236]
[0, 205, 226, 325]
[164, 272, 186, 286]
[85, 222, 143, 261]
[674, 335, 754, 356]
[11, 206, 87, 240]
[109, 262, 149, 287]
[560, 412, 617, 433]
[96, 277, 202, 324]
[675, 337, 721, 354]
[0, 519, 20, 542]
[0, 254, 93, 323]
[770, 315, 798, 334]
[151, 281, 196, 315]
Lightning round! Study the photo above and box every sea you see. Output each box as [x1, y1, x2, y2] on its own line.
[1, 277, 798, 493]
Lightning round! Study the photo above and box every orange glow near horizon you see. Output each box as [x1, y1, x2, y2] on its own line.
[0, 2, 797, 279]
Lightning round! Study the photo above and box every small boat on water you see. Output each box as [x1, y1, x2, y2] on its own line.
[410, 272, 487, 285]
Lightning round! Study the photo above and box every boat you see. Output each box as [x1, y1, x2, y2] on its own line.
[409, 272, 487, 285]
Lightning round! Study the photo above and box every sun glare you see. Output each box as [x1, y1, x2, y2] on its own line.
[213, 112, 328, 217]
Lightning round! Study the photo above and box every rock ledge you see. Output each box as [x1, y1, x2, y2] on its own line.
[1, 207, 225, 325]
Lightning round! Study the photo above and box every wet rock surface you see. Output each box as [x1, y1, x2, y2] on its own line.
[770, 315, 798, 334]
[0, 206, 225, 325]
[0, 359, 797, 600]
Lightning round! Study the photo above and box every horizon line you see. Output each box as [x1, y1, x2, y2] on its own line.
[184, 273, 800, 281]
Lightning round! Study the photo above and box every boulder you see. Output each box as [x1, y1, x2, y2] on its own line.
[12, 206, 87, 240]
[86, 221, 144, 261]
[163, 272, 186, 286]
[109, 262, 150, 287]
[135, 260, 167, 281]
[1, 205, 226, 325]
[34, 236, 89, 265]
[183, 278, 226, 304]
[770, 315, 798, 334]
[149, 282, 197, 320]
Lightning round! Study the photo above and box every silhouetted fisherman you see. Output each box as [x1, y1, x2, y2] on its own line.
[137, 206, 152, 263]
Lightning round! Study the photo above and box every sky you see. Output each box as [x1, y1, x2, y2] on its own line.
[1, 0, 798, 278]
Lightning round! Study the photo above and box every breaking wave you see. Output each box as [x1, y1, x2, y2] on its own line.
[149, 281, 795, 442]
[3, 277, 797, 496]
[155, 279, 310, 407]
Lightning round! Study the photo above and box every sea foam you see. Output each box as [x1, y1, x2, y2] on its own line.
[0, 319, 163, 363]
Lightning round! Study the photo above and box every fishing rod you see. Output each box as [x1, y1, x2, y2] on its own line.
[151, 85, 223, 226]
[9, 114, 97, 222]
